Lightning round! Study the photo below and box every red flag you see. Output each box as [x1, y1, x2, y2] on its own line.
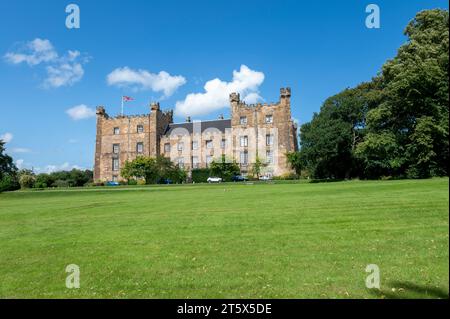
[122, 96, 134, 102]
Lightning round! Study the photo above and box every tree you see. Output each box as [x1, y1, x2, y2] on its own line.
[121, 156, 187, 184]
[0, 140, 19, 192]
[19, 172, 36, 188]
[210, 155, 240, 181]
[297, 84, 376, 179]
[286, 152, 304, 176]
[121, 156, 157, 184]
[360, 9, 449, 178]
[251, 156, 263, 178]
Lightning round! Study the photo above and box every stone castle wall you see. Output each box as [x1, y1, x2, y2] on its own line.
[94, 88, 298, 181]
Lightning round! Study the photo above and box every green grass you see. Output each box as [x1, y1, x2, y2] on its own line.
[0, 178, 448, 299]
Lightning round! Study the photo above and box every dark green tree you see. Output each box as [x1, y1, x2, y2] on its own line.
[210, 155, 240, 181]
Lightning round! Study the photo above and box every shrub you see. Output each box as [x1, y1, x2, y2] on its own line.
[0, 175, 20, 192]
[127, 179, 138, 185]
[53, 179, 70, 188]
[191, 168, 210, 183]
[19, 174, 36, 188]
[273, 173, 299, 180]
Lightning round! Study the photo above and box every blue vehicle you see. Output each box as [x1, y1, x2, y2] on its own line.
[106, 181, 119, 186]
[232, 175, 248, 182]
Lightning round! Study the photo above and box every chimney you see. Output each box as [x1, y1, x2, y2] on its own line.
[218, 114, 224, 120]
[186, 116, 191, 122]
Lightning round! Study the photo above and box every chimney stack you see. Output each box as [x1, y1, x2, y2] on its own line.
[218, 114, 224, 120]
[186, 116, 191, 122]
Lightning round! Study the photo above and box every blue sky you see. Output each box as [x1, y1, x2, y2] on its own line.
[0, 0, 448, 172]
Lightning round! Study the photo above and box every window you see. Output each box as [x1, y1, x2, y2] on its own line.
[240, 116, 247, 125]
[112, 158, 120, 171]
[113, 127, 120, 135]
[113, 144, 120, 154]
[192, 140, 198, 150]
[112, 175, 118, 182]
[177, 157, 184, 168]
[240, 136, 248, 147]
[240, 151, 248, 165]
[177, 142, 184, 151]
[266, 150, 274, 164]
[137, 125, 144, 133]
[192, 156, 199, 169]
[266, 134, 274, 146]
[136, 142, 143, 154]
[265, 115, 273, 124]
[221, 139, 226, 149]
[206, 155, 213, 166]
[164, 143, 171, 153]
[206, 140, 213, 149]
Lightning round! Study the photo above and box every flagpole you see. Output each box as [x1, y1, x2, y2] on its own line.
[121, 96, 124, 116]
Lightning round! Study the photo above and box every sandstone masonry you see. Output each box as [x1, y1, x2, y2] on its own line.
[94, 87, 298, 181]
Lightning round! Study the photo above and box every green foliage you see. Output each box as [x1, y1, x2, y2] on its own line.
[298, 9, 449, 180]
[0, 140, 19, 193]
[121, 156, 186, 184]
[191, 168, 210, 183]
[19, 173, 36, 189]
[250, 156, 263, 178]
[210, 155, 240, 181]
[286, 152, 304, 176]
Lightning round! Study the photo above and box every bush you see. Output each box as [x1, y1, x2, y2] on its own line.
[127, 179, 138, 185]
[273, 173, 299, 180]
[34, 174, 55, 189]
[19, 174, 36, 188]
[53, 179, 70, 188]
[191, 168, 210, 183]
[0, 175, 20, 192]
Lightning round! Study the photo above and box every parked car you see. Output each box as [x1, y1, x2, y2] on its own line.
[106, 181, 119, 186]
[207, 177, 222, 183]
[259, 175, 272, 181]
[232, 175, 248, 182]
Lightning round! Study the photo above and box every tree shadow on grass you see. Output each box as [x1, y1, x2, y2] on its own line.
[368, 281, 449, 299]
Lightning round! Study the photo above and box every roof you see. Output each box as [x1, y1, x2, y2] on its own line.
[164, 119, 231, 136]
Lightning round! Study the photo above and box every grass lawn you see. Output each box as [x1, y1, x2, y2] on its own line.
[0, 178, 448, 299]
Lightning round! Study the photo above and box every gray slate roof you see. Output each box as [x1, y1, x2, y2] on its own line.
[164, 119, 231, 136]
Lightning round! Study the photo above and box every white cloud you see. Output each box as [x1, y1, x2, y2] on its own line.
[68, 139, 78, 143]
[66, 104, 96, 120]
[44, 62, 84, 88]
[4, 39, 88, 88]
[15, 159, 24, 169]
[10, 147, 31, 153]
[107, 67, 186, 97]
[4, 38, 58, 66]
[43, 162, 83, 173]
[0, 132, 13, 143]
[175, 65, 265, 117]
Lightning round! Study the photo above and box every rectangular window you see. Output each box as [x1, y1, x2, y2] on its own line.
[265, 115, 273, 124]
[137, 125, 144, 133]
[266, 150, 273, 164]
[113, 127, 120, 135]
[240, 116, 247, 125]
[206, 155, 213, 166]
[206, 140, 213, 149]
[177, 157, 184, 168]
[112, 158, 120, 171]
[266, 134, 274, 146]
[240, 151, 248, 165]
[221, 139, 226, 149]
[113, 143, 120, 154]
[240, 136, 248, 147]
[192, 156, 199, 169]
[192, 140, 198, 150]
[177, 142, 184, 151]
[136, 142, 143, 154]
[112, 175, 118, 182]
[164, 143, 171, 153]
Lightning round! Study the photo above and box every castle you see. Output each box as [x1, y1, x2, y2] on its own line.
[94, 87, 298, 182]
